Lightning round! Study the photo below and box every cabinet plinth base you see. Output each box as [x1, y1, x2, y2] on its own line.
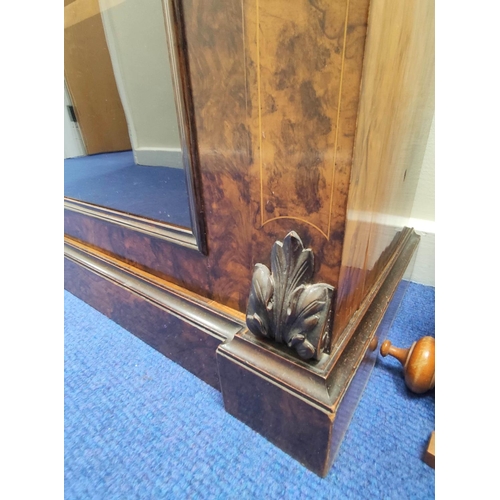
[217, 229, 419, 476]
[64, 229, 419, 477]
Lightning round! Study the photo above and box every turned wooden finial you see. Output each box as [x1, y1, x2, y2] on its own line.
[380, 336, 435, 393]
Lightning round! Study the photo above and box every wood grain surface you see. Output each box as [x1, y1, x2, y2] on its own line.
[334, 0, 435, 339]
[65, 0, 433, 354]
[64, 1, 434, 476]
[245, 0, 370, 299]
[65, 0, 371, 317]
[424, 431, 435, 469]
[64, 237, 245, 389]
[217, 226, 418, 476]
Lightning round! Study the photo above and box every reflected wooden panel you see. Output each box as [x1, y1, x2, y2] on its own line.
[64, 0, 208, 252]
[64, 0, 131, 154]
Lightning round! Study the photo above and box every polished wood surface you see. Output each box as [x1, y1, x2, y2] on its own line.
[381, 336, 435, 394]
[64, 210, 212, 299]
[64, 0, 433, 345]
[335, 0, 435, 338]
[245, 0, 370, 307]
[163, 0, 208, 252]
[65, 0, 372, 318]
[64, 0, 132, 154]
[381, 341, 410, 366]
[64, 198, 200, 250]
[244, 0, 368, 236]
[218, 226, 419, 476]
[424, 431, 435, 469]
[64, 0, 434, 478]
[64, 237, 245, 389]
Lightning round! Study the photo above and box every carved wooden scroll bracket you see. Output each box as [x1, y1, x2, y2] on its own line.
[246, 231, 334, 361]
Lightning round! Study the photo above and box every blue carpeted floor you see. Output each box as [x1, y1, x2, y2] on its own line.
[64, 282, 435, 499]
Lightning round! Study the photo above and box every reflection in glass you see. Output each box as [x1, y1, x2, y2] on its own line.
[64, 0, 192, 228]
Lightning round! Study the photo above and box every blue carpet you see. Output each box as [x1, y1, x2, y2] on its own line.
[64, 151, 192, 228]
[64, 282, 435, 499]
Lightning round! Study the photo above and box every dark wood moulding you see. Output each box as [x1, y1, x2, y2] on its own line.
[64, 198, 201, 252]
[64, 227, 419, 476]
[64, 237, 244, 389]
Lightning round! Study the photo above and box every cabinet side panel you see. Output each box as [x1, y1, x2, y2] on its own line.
[334, 0, 434, 338]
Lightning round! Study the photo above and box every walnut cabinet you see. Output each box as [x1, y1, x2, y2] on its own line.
[64, 0, 434, 477]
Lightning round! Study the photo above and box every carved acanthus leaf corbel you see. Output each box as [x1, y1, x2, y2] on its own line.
[246, 231, 334, 360]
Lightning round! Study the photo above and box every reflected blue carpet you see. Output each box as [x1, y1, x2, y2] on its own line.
[64, 151, 191, 227]
[64, 282, 435, 499]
